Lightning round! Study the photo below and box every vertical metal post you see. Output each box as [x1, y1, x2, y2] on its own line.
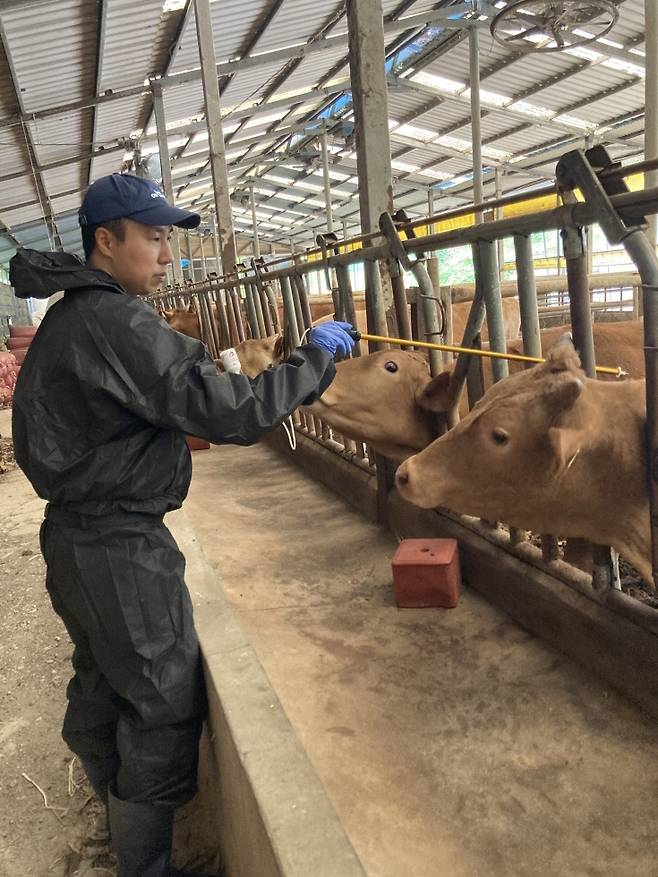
[280, 276, 301, 348]
[244, 284, 259, 338]
[321, 129, 334, 233]
[347, 0, 392, 344]
[229, 286, 246, 344]
[469, 25, 483, 225]
[561, 222, 615, 592]
[152, 82, 183, 284]
[427, 188, 434, 235]
[561, 227, 596, 376]
[194, 0, 237, 274]
[250, 182, 261, 259]
[495, 168, 505, 278]
[335, 264, 361, 356]
[210, 212, 223, 276]
[199, 232, 207, 278]
[514, 233, 541, 359]
[342, 219, 348, 242]
[214, 291, 231, 350]
[646, 0, 658, 247]
[186, 231, 196, 282]
[478, 240, 508, 381]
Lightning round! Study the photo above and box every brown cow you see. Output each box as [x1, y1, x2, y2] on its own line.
[306, 349, 440, 461]
[161, 307, 288, 377]
[215, 335, 289, 379]
[315, 297, 520, 343]
[430, 319, 645, 416]
[162, 306, 202, 340]
[307, 320, 646, 463]
[395, 338, 653, 586]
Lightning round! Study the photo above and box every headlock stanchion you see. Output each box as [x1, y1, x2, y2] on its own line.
[556, 147, 658, 594]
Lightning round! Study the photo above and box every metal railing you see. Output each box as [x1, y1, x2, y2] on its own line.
[148, 149, 658, 630]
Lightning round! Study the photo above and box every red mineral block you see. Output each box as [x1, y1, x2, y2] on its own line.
[392, 538, 461, 608]
[185, 435, 210, 451]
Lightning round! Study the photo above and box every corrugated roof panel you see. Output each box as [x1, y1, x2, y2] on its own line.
[0, 174, 38, 212]
[420, 37, 511, 83]
[481, 52, 578, 98]
[410, 100, 474, 132]
[607, 0, 646, 44]
[1, 0, 97, 113]
[28, 110, 94, 168]
[168, 0, 272, 73]
[387, 89, 438, 122]
[533, 66, 637, 111]
[272, 45, 349, 96]
[0, 127, 30, 176]
[221, 59, 293, 108]
[162, 79, 206, 125]
[42, 164, 88, 196]
[89, 148, 127, 187]
[99, 0, 182, 92]
[2, 204, 53, 229]
[93, 93, 150, 148]
[254, 1, 345, 55]
[50, 192, 83, 215]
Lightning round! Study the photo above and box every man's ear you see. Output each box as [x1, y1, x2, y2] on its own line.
[416, 371, 459, 412]
[93, 226, 116, 259]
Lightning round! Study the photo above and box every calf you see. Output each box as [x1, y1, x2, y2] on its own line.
[216, 334, 289, 379]
[162, 307, 288, 377]
[395, 338, 653, 586]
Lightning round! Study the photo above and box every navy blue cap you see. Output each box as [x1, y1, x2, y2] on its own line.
[79, 173, 200, 230]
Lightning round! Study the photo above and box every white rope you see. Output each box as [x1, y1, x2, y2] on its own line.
[282, 416, 297, 451]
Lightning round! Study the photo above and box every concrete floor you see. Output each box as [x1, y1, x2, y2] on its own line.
[183, 442, 658, 877]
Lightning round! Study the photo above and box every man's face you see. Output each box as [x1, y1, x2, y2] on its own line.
[98, 219, 174, 296]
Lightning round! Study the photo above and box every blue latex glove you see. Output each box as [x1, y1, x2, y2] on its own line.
[308, 321, 355, 358]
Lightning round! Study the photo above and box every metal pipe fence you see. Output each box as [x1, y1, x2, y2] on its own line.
[147, 160, 658, 622]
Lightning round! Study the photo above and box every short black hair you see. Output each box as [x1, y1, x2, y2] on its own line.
[82, 217, 127, 259]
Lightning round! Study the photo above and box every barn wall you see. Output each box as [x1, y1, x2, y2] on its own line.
[0, 282, 30, 341]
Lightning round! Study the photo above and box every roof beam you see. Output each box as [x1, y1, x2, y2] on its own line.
[0, 18, 62, 248]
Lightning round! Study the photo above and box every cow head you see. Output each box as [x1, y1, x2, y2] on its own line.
[235, 334, 290, 378]
[306, 349, 450, 461]
[395, 338, 590, 529]
[162, 306, 202, 340]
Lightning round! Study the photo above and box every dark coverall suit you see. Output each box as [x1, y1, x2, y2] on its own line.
[10, 248, 335, 811]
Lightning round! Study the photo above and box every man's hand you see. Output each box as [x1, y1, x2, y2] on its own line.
[308, 321, 355, 358]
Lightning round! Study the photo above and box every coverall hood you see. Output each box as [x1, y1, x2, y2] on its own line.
[10, 247, 124, 299]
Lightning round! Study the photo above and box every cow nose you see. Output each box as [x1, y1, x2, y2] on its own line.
[396, 463, 410, 489]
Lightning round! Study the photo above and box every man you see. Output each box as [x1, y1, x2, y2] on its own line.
[9, 173, 354, 877]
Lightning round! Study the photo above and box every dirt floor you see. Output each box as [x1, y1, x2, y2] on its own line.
[0, 433, 114, 877]
[0, 407, 656, 877]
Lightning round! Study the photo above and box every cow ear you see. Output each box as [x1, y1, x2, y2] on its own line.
[545, 375, 583, 417]
[547, 424, 582, 475]
[543, 335, 582, 374]
[273, 334, 286, 359]
[416, 371, 457, 412]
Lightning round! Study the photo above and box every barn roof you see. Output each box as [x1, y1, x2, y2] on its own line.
[0, 0, 648, 262]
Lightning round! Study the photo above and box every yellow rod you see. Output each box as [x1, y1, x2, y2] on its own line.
[357, 332, 627, 379]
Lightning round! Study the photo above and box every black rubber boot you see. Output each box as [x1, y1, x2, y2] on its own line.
[80, 756, 118, 846]
[108, 788, 174, 877]
[80, 755, 118, 802]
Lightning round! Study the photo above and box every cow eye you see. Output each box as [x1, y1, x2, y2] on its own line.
[384, 361, 399, 373]
[491, 428, 510, 446]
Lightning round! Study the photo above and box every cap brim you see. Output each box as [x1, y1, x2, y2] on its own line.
[128, 202, 201, 229]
